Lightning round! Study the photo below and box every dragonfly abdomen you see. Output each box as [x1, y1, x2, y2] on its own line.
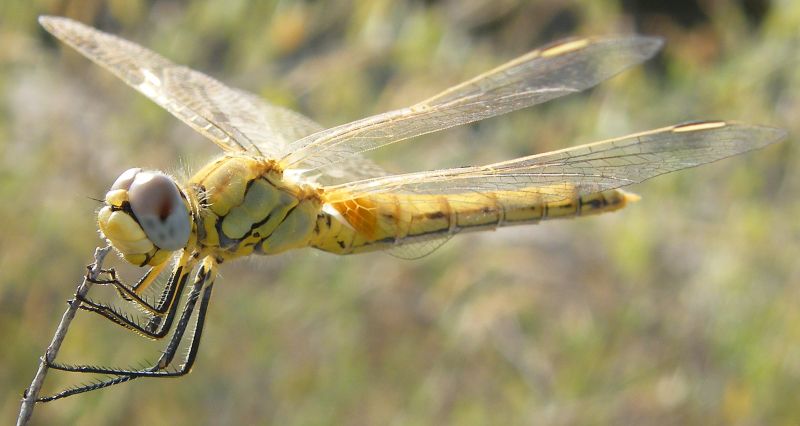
[311, 188, 637, 255]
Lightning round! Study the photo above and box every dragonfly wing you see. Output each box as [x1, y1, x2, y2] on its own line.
[281, 35, 664, 172]
[324, 121, 786, 203]
[386, 235, 455, 260]
[39, 16, 319, 158]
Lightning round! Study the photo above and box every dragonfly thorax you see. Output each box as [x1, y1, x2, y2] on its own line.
[97, 168, 191, 266]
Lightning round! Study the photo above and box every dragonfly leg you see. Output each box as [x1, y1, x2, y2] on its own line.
[91, 261, 167, 305]
[84, 252, 188, 314]
[78, 254, 197, 337]
[39, 257, 217, 402]
[76, 269, 191, 339]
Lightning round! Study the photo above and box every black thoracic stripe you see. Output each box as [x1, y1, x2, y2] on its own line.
[214, 212, 233, 249]
[215, 184, 259, 248]
[215, 178, 259, 248]
[313, 215, 322, 234]
[243, 176, 257, 192]
[253, 204, 300, 253]
[249, 210, 273, 233]
[218, 177, 291, 246]
[244, 187, 297, 242]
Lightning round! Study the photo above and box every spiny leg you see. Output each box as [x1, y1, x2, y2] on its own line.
[88, 260, 168, 311]
[83, 251, 190, 314]
[52, 259, 216, 376]
[78, 253, 197, 338]
[38, 257, 217, 402]
[141, 254, 197, 333]
[77, 268, 192, 338]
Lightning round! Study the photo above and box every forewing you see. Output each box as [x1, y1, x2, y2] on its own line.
[281, 36, 664, 172]
[39, 16, 320, 158]
[324, 122, 786, 204]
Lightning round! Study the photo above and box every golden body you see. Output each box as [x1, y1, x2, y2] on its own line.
[187, 154, 634, 261]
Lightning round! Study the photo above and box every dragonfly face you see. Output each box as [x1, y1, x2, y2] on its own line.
[97, 168, 191, 266]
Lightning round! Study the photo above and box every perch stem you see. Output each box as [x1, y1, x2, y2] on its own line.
[16, 245, 112, 426]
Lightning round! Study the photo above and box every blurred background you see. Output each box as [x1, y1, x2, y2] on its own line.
[2, 0, 799, 424]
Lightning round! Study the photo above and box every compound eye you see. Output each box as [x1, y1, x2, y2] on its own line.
[128, 172, 191, 251]
[110, 168, 142, 191]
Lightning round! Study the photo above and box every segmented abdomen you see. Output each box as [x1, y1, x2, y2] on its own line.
[311, 187, 638, 254]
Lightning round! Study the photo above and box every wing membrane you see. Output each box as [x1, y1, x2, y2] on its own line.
[323, 122, 786, 203]
[39, 16, 389, 182]
[39, 16, 321, 157]
[281, 36, 664, 172]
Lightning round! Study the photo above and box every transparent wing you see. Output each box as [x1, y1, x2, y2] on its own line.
[39, 15, 387, 182]
[387, 235, 454, 260]
[281, 36, 664, 173]
[39, 16, 316, 156]
[323, 121, 786, 203]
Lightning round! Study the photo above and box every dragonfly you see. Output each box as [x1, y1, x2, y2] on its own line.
[36, 16, 785, 401]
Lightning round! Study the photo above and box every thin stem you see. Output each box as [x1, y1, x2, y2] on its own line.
[16, 245, 112, 426]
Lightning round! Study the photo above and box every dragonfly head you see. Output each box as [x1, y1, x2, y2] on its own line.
[97, 168, 191, 267]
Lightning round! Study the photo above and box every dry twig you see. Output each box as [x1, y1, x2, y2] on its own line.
[17, 245, 112, 426]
